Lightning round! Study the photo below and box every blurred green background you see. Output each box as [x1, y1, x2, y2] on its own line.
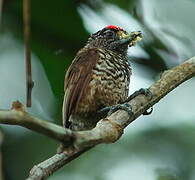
[0, 0, 195, 179]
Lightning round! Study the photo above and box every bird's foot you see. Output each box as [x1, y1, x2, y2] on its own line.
[124, 88, 153, 115]
[125, 88, 153, 102]
[99, 103, 133, 117]
[98, 88, 153, 117]
[108, 103, 133, 116]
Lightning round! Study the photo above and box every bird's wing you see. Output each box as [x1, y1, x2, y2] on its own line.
[63, 48, 99, 128]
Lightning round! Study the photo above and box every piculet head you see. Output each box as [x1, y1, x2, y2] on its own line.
[85, 25, 142, 55]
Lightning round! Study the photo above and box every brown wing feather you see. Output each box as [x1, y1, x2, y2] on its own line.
[63, 48, 99, 128]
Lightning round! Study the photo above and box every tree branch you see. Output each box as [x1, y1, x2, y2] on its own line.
[27, 147, 92, 180]
[0, 57, 195, 179]
[0, 101, 73, 144]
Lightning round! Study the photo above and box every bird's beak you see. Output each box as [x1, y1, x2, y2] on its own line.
[117, 30, 143, 47]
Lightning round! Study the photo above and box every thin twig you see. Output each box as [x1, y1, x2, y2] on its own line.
[0, 0, 3, 26]
[23, 0, 34, 107]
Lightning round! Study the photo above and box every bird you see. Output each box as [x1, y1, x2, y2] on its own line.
[62, 25, 142, 131]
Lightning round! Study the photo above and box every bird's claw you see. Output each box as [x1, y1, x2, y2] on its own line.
[99, 88, 153, 117]
[99, 103, 133, 116]
[126, 88, 153, 102]
[123, 88, 153, 116]
[143, 107, 153, 115]
[137, 89, 153, 115]
[107, 103, 133, 116]
[141, 88, 153, 100]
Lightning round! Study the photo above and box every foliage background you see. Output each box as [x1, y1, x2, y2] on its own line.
[1, 0, 195, 179]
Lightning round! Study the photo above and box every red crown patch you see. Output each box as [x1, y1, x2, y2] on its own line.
[106, 25, 124, 31]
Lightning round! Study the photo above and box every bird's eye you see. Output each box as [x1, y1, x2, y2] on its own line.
[104, 31, 115, 38]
